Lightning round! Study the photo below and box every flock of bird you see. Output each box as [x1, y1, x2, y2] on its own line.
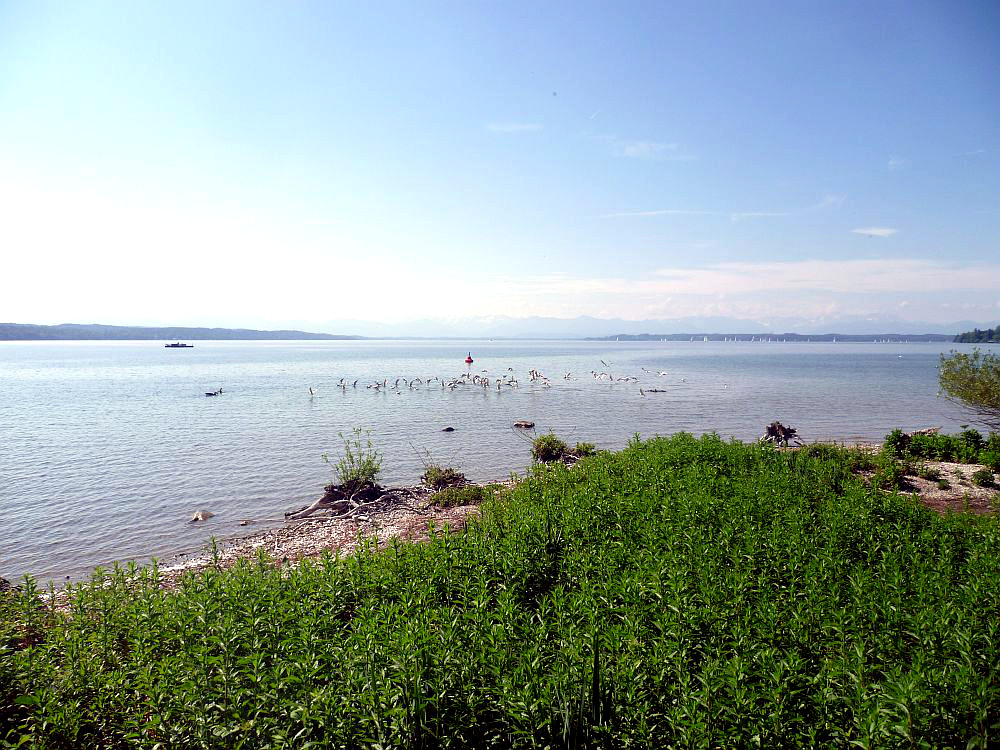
[300, 360, 710, 399]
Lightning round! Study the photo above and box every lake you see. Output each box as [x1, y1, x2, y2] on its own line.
[0, 339, 988, 582]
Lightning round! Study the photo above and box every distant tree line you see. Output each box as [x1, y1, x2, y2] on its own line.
[954, 326, 1000, 343]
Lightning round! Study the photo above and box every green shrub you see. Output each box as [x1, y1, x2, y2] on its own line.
[324, 427, 383, 488]
[532, 433, 569, 462]
[985, 432, 1000, 454]
[971, 468, 995, 488]
[873, 457, 906, 490]
[427, 484, 485, 508]
[937, 478, 952, 490]
[882, 429, 910, 459]
[573, 442, 597, 458]
[421, 465, 466, 490]
[960, 428, 984, 452]
[916, 464, 941, 481]
[980, 450, 1000, 472]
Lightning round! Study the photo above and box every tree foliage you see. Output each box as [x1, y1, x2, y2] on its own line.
[939, 349, 1000, 429]
[953, 325, 1000, 343]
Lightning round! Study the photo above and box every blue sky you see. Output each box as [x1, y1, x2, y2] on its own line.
[1, 1, 998, 332]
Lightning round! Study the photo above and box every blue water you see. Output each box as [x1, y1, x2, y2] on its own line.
[0, 339, 989, 582]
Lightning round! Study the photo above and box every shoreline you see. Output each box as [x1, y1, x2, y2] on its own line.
[14, 433, 999, 592]
[117, 483, 494, 593]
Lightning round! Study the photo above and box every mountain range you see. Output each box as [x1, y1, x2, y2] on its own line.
[3, 315, 997, 341]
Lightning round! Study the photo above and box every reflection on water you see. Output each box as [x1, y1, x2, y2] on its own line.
[0, 339, 989, 581]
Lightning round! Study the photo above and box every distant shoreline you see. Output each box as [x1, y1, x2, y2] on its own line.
[0, 323, 364, 341]
[586, 333, 956, 343]
[0, 322, 967, 343]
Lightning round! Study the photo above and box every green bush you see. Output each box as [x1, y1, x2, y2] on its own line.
[882, 429, 910, 459]
[937, 478, 952, 490]
[573, 442, 597, 458]
[981, 450, 1000, 473]
[873, 457, 907, 490]
[971, 468, 995, 488]
[960, 428, 984, 452]
[884, 429, 997, 465]
[421, 465, 466, 490]
[427, 484, 485, 508]
[532, 433, 569, 462]
[916, 464, 941, 481]
[324, 427, 383, 488]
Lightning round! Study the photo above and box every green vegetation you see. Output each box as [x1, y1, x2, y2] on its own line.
[420, 464, 467, 490]
[427, 484, 487, 508]
[324, 427, 383, 488]
[939, 350, 1000, 430]
[971, 468, 995, 488]
[953, 325, 1000, 344]
[531, 434, 599, 463]
[3, 434, 1000, 747]
[531, 433, 570, 462]
[915, 464, 940, 481]
[881, 427, 1000, 466]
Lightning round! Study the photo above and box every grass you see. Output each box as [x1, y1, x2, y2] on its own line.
[426, 485, 486, 508]
[420, 465, 467, 491]
[323, 427, 383, 489]
[3, 433, 1000, 747]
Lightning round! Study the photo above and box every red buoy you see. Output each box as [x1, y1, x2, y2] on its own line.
[464, 352, 474, 364]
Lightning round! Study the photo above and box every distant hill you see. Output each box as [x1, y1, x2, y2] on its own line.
[587, 332, 955, 342]
[954, 326, 1000, 343]
[0, 323, 364, 341]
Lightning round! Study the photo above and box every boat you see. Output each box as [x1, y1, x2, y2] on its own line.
[165, 342, 193, 348]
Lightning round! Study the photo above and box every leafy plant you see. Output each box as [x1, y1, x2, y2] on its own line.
[872, 456, 906, 490]
[573, 442, 597, 458]
[532, 433, 569, 462]
[427, 485, 485, 508]
[916, 464, 941, 481]
[937, 478, 951, 490]
[970, 468, 995, 488]
[324, 427, 382, 488]
[939, 349, 1000, 430]
[420, 464, 466, 490]
[882, 428, 910, 459]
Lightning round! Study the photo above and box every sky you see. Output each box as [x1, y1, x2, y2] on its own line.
[1, 0, 998, 333]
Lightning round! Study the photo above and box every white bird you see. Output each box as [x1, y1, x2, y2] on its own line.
[658, 371, 668, 377]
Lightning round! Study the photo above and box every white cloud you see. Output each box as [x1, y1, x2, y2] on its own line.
[851, 227, 897, 237]
[888, 155, 909, 171]
[812, 194, 846, 210]
[598, 135, 694, 161]
[486, 122, 542, 133]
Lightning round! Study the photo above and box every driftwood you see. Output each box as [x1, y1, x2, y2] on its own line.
[285, 482, 428, 521]
[761, 421, 800, 447]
